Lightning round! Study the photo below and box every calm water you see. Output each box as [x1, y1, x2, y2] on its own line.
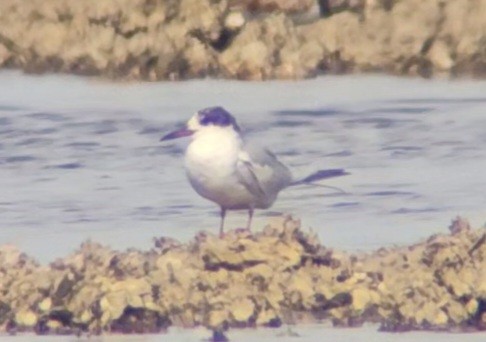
[4, 324, 486, 342]
[0, 72, 485, 263]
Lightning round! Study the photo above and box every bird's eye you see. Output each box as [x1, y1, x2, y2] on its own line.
[199, 114, 209, 125]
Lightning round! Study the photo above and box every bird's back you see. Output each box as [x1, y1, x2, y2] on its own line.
[184, 128, 292, 210]
[236, 140, 292, 208]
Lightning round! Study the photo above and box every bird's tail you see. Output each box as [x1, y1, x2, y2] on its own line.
[290, 168, 349, 193]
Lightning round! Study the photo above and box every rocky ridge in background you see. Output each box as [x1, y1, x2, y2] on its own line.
[0, 0, 484, 80]
[0, 216, 485, 335]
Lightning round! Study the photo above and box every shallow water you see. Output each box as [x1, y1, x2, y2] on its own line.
[0, 72, 485, 263]
[3, 324, 486, 341]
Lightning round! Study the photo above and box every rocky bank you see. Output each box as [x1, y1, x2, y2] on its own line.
[0, 216, 485, 336]
[0, 0, 484, 80]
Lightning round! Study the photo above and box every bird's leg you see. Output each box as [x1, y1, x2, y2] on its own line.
[219, 207, 227, 238]
[246, 208, 254, 232]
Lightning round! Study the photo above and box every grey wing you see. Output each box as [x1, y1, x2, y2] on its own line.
[236, 157, 267, 198]
[236, 141, 293, 198]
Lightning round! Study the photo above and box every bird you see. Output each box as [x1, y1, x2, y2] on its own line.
[161, 106, 347, 236]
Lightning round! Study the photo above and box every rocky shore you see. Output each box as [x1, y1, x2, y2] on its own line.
[0, 0, 484, 80]
[0, 216, 485, 336]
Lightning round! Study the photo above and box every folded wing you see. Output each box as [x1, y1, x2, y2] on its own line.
[236, 141, 292, 207]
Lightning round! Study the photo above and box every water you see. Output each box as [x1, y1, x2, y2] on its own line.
[0, 71, 485, 264]
[3, 324, 486, 342]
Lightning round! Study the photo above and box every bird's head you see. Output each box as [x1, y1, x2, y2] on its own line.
[160, 106, 240, 141]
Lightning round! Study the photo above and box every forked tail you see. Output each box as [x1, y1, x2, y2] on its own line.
[290, 168, 350, 193]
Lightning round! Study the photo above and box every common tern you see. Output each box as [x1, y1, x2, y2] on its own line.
[161, 106, 347, 236]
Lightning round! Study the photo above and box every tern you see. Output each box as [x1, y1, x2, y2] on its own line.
[161, 106, 347, 236]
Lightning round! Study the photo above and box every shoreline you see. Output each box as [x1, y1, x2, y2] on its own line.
[0, 0, 484, 81]
[1, 216, 485, 335]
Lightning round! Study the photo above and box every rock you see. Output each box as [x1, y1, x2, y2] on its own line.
[110, 307, 169, 334]
[224, 11, 246, 31]
[415, 302, 449, 326]
[38, 298, 52, 312]
[321, 0, 365, 15]
[208, 309, 228, 329]
[1, 216, 486, 334]
[100, 292, 128, 324]
[233, 0, 321, 25]
[15, 310, 38, 327]
[286, 271, 315, 309]
[237, 0, 316, 14]
[0, 0, 484, 79]
[256, 308, 280, 326]
[466, 299, 479, 316]
[448, 216, 471, 235]
[350, 288, 373, 312]
[0, 44, 11, 65]
[229, 297, 255, 323]
[0, 301, 11, 325]
[0, 245, 29, 266]
[428, 40, 454, 72]
[46, 319, 62, 330]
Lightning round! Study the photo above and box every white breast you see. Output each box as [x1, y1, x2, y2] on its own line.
[184, 127, 257, 209]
